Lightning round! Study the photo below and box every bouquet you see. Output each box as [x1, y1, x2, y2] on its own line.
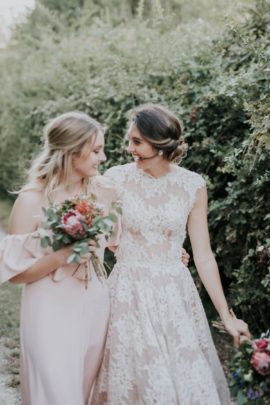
[38, 193, 120, 289]
[229, 332, 270, 404]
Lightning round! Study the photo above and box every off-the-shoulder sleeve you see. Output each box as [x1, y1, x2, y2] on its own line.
[0, 232, 47, 284]
[0, 229, 107, 284]
[0, 232, 90, 283]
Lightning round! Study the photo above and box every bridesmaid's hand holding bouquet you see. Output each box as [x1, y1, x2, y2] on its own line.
[38, 193, 120, 288]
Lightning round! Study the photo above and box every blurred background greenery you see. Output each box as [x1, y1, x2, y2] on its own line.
[0, 0, 269, 335]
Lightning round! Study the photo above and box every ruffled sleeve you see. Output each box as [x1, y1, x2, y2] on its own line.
[0, 232, 91, 284]
[0, 231, 49, 284]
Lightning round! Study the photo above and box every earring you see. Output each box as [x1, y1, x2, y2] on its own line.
[158, 150, 163, 156]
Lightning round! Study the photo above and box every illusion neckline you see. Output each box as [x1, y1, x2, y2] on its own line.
[135, 164, 178, 180]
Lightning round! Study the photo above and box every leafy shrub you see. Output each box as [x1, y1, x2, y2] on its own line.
[0, 0, 269, 332]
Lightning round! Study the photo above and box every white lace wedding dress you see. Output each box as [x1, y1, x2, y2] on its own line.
[91, 163, 231, 405]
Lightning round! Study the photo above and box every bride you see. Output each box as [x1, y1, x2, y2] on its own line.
[91, 104, 250, 405]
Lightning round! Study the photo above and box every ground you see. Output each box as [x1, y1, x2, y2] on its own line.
[0, 281, 21, 404]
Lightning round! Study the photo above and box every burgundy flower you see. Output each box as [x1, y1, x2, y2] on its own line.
[61, 210, 86, 237]
[251, 351, 270, 376]
[253, 339, 269, 352]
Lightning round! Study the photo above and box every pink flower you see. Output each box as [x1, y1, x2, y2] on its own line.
[61, 210, 86, 237]
[251, 351, 270, 376]
[252, 338, 269, 352]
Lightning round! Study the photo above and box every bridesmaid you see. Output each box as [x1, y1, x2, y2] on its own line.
[0, 112, 114, 405]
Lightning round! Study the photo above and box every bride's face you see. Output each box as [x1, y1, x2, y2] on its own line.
[126, 124, 161, 169]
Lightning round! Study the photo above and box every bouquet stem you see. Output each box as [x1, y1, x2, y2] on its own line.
[90, 252, 108, 280]
[84, 261, 89, 290]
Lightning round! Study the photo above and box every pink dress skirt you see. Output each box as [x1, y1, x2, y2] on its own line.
[0, 232, 110, 405]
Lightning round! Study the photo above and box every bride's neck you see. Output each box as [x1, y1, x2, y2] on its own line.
[143, 160, 172, 179]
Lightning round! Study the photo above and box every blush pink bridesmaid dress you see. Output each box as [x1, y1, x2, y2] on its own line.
[0, 177, 118, 405]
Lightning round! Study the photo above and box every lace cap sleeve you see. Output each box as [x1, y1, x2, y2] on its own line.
[190, 172, 206, 210]
[180, 168, 206, 213]
[102, 166, 125, 248]
[103, 165, 125, 198]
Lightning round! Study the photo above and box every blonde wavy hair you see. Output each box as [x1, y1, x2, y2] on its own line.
[22, 112, 104, 199]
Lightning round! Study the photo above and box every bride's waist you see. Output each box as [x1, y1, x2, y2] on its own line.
[115, 249, 182, 267]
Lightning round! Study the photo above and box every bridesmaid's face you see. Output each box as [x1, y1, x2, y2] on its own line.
[126, 124, 158, 167]
[72, 131, 106, 178]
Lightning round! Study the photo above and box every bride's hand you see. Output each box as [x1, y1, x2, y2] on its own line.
[222, 313, 251, 347]
[181, 248, 190, 267]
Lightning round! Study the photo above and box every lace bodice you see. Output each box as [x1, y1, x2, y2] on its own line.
[105, 163, 205, 269]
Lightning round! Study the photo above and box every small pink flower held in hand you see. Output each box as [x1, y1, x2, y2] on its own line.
[61, 210, 86, 238]
[251, 350, 270, 376]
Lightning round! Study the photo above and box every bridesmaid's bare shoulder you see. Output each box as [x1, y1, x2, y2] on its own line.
[9, 186, 45, 234]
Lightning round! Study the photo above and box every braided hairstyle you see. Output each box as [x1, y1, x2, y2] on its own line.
[130, 104, 188, 163]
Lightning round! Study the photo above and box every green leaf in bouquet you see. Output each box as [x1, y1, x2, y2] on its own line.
[55, 233, 64, 240]
[95, 217, 114, 231]
[40, 220, 50, 230]
[82, 222, 90, 232]
[87, 227, 99, 236]
[234, 352, 243, 360]
[42, 206, 49, 216]
[67, 252, 81, 265]
[236, 390, 245, 405]
[45, 207, 57, 219]
[92, 217, 103, 226]
[230, 385, 239, 396]
[243, 371, 253, 382]
[74, 254, 81, 264]
[38, 227, 49, 238]
[102, 223, 114, 234]
[107, 213, 118, 223]
[52, 239, 64, 251]
[111, 201, 122, 215]
[77, 244, 89, 255]
[40, 236, 51, 248]
[62, 235, 72, 244]
[67, 253, 76, 264]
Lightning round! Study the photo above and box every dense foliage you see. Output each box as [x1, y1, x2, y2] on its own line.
[0, 0, 269, 333]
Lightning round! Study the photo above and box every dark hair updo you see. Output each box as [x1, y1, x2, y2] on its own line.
[130, 104, 188, 163]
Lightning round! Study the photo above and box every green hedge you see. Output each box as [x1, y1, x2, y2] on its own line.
[0, 0, 269, 333]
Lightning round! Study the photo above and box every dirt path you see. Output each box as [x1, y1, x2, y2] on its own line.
[0, 338, 21, 405]
[0, 230, 21, 405]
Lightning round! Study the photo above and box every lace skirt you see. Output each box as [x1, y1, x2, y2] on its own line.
[91, 262, 231, 405]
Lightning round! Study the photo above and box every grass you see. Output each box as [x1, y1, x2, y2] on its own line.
[0, 197, 13, 231]
[0, 197, 21, 389]
[0, 283, 21, 389]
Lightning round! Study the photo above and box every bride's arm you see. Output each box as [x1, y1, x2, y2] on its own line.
[8, 191, 73, 284]
[187, 186, 250, 345]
